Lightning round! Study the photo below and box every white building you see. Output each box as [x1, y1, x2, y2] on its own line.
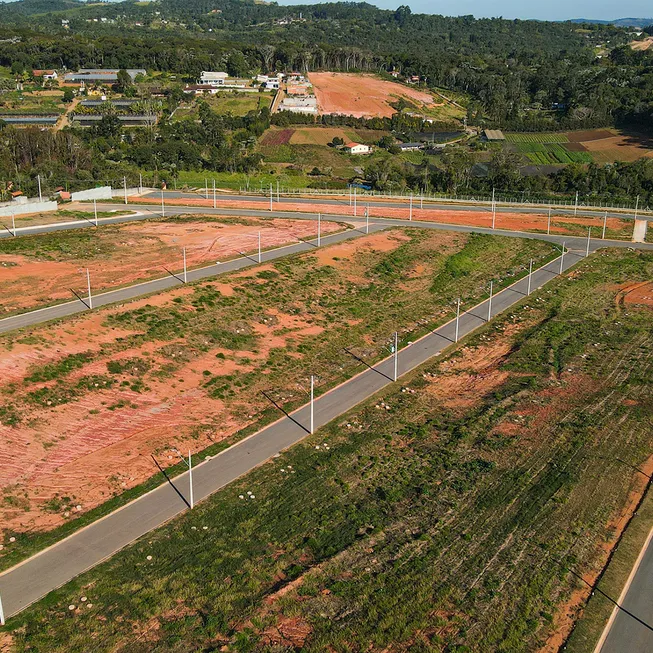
[198, 71, 229, 86]
[278, 96, 318, 114]
[344, 142, 371, 155]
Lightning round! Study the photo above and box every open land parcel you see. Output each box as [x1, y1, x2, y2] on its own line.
[0, 242, 651, 652]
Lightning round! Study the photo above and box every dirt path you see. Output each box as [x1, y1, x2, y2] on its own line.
[55, 96, 81, 131]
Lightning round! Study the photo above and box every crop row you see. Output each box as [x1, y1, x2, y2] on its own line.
[505, 132, 569, 143]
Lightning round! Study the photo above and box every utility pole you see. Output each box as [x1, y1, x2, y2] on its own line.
[409, 192, 413, 221]
[586, 227, 591, 257]
[277, 180, 280, 203]
[183, 247, 187, 283]
[527, 258, 533, 296]
[547, 207, 552, 235]
[353, 186, 357, 216]
[205, 178, 208, 200]
[86, 269, 92, 309]
[123, 176, 128, 205]
[487, 281, 493, 322]
[310, 375, 315, 434]
[317, 213, 321, 246]
[0, 592, 5, 626]
[37, 174, 42, 202]
[188, 450, 193, 509]
[161, 188, 165, 217]
[491, 187, 496, 229]
[574, 191, 579, 217]
[93, 199, 98, 226]
[365, 205, 369, 234]
[139, 173, 143, 195]
[393, 331, 398, 382]
[634, 195, 639, 220]
[213, 179, 216, 209]
[602, 211, 607, 240]
[11, 212, 16, 236]
[269, 184, 273, 211]
[455, 298, 461, 343]
[560, 241, 565, 275]
[258, 231, 262, 263]
[420, 193, 423, 210]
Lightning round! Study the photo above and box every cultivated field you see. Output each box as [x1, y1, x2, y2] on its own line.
[0, 229, 555, 558]
[505, 133, 570, 143]
[309, 72, 438, 118]
[0, 215, 341, 315]
[5, 247, 652, 652]
[507, 129, 653, 164]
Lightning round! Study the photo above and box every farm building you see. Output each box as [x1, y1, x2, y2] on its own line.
[344, 142, 371, 155]
[398, 142, 423, 152]
[198, 71, 229, 86]
[63, 69, 146, 84]
[278, 96, 318, 114]
[483, 129, 505, 141]
[0, 115, 59, 127]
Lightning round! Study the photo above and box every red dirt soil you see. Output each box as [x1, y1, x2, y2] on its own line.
[617, 281, 653, 309]
[128, 195, 632, 240]
[539, 454, 653, 653]
[0, 217, 341, 315]
[309, 72, 436, 118]
[0, 231, 399, 539]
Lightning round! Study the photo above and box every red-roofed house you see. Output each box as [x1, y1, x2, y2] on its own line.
[343, 142, 371, 155]
[32, 69, 58, 80]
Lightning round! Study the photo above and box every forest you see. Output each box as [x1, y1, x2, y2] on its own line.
[0, 0, 650, 202]
[0, 0, 650, 128]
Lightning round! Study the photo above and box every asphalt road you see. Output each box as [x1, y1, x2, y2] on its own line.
[145, 190, 652, 222]
[0, 247, 587, 618]
[2, 202, 650, 335]
[599, 527, 653, 652]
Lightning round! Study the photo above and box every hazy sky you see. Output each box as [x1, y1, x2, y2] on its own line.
[279, 0, 651, 21]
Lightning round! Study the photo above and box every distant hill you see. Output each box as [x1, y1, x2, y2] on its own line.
[0, 0, 85, 16]
[570, 17, 653, 28]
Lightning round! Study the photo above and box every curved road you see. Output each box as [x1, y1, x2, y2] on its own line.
[1, 202, 651, 335]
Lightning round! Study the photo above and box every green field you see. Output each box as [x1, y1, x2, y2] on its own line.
[174, 92, 273, 120]
[3, 244, 652, 652]
[514, 142, 593, 165]
[505, 132, 569, 143]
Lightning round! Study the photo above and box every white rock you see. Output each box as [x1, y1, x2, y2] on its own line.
[68, 605, 76, 611]
[9, 537, 15, 543]
[81, 597, 87, 602]
[146, 555, 153, 561]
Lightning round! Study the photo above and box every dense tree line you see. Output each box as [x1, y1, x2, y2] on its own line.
[363, 147, 653, 206]
[0, 0, 650, 129]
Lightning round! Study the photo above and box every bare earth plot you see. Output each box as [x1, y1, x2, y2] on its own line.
[566, 129, 653, 164]
[0, 215, 340, 315]
[0, 229, 554, 542]
[127, 196, 636, 240]
[3, 247, 652, 653]
[309, 72, 438, 118]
